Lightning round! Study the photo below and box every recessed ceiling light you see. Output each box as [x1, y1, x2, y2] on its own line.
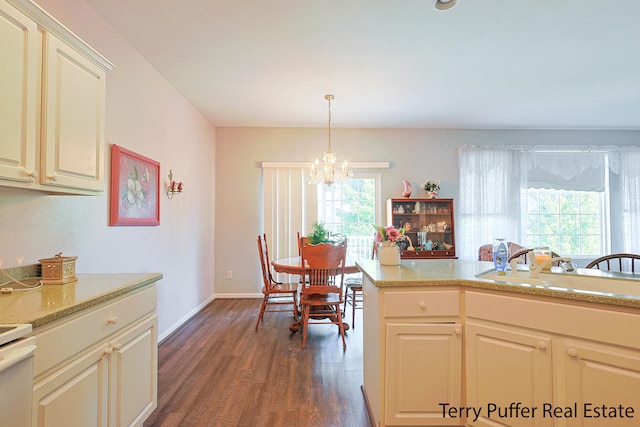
[434, 0, 457, 11]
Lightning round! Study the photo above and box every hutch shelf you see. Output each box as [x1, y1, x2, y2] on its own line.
[387, 198, 457, 259]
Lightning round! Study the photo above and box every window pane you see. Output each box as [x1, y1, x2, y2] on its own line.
[522, 188, 602, 256]
[317, 178, 377, 260]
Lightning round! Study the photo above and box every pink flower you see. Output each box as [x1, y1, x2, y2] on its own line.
[386, 227, 401, 242]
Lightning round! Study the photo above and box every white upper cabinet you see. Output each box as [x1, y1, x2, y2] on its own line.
[0, 0, 113, 194]
[0, 0, 39, 183]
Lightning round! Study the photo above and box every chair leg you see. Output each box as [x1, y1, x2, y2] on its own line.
[302, 304, 310, 349]
[255, 295, 267, 330]
[351, 289, 356, 328]
[336, 304, 346, 349]
[292, 291, 299, 321]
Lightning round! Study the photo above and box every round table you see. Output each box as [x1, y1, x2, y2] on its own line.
[271, 256, 361, 275]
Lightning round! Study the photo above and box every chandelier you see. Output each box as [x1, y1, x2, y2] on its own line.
[307, 94, 352, 188]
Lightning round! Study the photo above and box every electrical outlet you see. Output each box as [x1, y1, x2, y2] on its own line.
[226, 271, 232, 279]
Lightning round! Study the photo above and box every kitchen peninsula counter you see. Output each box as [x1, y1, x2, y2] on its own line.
[356, 258, 640, 309]
[0, 273, 162, 328]
[357, 259, 640, 427]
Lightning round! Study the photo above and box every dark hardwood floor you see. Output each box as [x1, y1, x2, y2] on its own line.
[144, 298, 368, 427]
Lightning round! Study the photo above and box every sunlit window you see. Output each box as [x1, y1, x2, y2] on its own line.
[317, 176, 380, 260]
[522, 189, 605, 256]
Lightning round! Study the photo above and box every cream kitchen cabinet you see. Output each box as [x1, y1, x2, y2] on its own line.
[0, 0, 113, 194]
[558, 339, 640, 427]
[466, 290, 640, 427]
[465, 322, 553, 427]
[363, 279, 463, 426]
[32, 284, 157, 427]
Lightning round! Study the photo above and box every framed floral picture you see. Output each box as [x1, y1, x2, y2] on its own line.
[109, 144, 160, 226]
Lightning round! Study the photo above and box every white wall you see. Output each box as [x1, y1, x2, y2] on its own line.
[0, 0, 216, 340]
[215, 128, 640, 295]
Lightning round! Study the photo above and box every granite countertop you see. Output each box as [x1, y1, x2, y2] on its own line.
[0, 273, 163, 328]
[356, 259, 640, 309]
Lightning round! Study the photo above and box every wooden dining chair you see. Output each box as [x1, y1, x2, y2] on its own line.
[586, 253, 640, 273]
[255, 235, 299, 330]
[342, 236, 378, 329]
[299, 239, 348, 349]
[508, 248, 562, 266]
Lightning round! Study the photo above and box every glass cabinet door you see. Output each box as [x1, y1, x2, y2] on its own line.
[386, 198, 457, 259]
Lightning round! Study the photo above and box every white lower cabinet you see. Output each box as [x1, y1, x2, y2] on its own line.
[466, 291, 640, 427]
[558, 339, 640, 427]
[32, 284, 157, 427]
[465, 322, 553, 427]
[362, 279, 463, 426]
[386, 322, 463, 426]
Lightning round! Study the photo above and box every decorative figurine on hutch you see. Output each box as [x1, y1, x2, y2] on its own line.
[421, 179, 440, 199]
[401, 180, 412, 197]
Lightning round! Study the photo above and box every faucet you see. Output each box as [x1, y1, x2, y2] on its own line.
[530, 257, 572, 278]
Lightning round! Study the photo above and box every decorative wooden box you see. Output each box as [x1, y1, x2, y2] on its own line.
[39, 254, 78, 285]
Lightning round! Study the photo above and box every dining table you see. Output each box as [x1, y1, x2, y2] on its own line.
[271, 255, 361, 276]
[271, 255, 361, 332]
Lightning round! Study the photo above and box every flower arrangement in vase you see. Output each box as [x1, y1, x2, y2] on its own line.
[373, 225, 407, 265]
[421, 179, 440, 199]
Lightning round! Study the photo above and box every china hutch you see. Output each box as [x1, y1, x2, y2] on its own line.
[386, 198, 457, 259]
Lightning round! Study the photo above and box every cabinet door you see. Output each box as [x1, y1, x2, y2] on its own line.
[0, 0, 38, 184]
[109, 315, 158, 427]
[41, 32, 106, 192]
[466, 322, 553, 427]
[559, 340, 640, 427]
[33, 345, 109, 427]
[385, 322, 463, 426]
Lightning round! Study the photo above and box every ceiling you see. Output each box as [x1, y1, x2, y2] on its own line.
[82, 0, 640, 130]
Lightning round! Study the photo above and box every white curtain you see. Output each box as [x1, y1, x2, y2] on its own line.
[618, 150, 640, 254]
[262, 166, 316, 278]
[523, 151, 607, 191]
[457, 146, 522, 260]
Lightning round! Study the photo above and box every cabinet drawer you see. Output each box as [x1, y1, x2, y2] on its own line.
[384, 290, 459, 318]
[34, 285, 157, 378]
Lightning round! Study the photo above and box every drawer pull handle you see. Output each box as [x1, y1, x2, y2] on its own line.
[538, 341, 547, 350]
[419, 302, 426, 310]
[107, 316, 118, 324]
[568, 348, 578, 358]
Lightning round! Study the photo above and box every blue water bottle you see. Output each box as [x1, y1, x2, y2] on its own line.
[493, 238, 508, 275]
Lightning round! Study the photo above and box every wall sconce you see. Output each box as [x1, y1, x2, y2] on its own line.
[167, 169, 183, 199]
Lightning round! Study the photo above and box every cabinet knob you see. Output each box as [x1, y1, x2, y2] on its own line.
[27, 170, 38, 179]
[112, 343, 122, 351]
[537, 341, 547, 350]
[419, 302, 427, 310]
[455, 328, 462, 335]
[47, 174, 58, 181]
[107, 316, 118, 324]
[568, 348, 578, 358]
[103, 346, 113, 355]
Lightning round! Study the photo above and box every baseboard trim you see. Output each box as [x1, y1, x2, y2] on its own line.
[361, 385, 377, 427]
[214, 293, 263, 299]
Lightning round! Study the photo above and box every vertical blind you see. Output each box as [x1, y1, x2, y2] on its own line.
[262, 166, 317, 278]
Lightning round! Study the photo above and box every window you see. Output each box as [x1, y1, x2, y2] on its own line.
[317, 174, 381, 260]
[458, 146, 640, 261]
[522, 188, 605, 256]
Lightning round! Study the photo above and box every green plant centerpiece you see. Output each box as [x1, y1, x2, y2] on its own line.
[307, 221, 343, 245]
